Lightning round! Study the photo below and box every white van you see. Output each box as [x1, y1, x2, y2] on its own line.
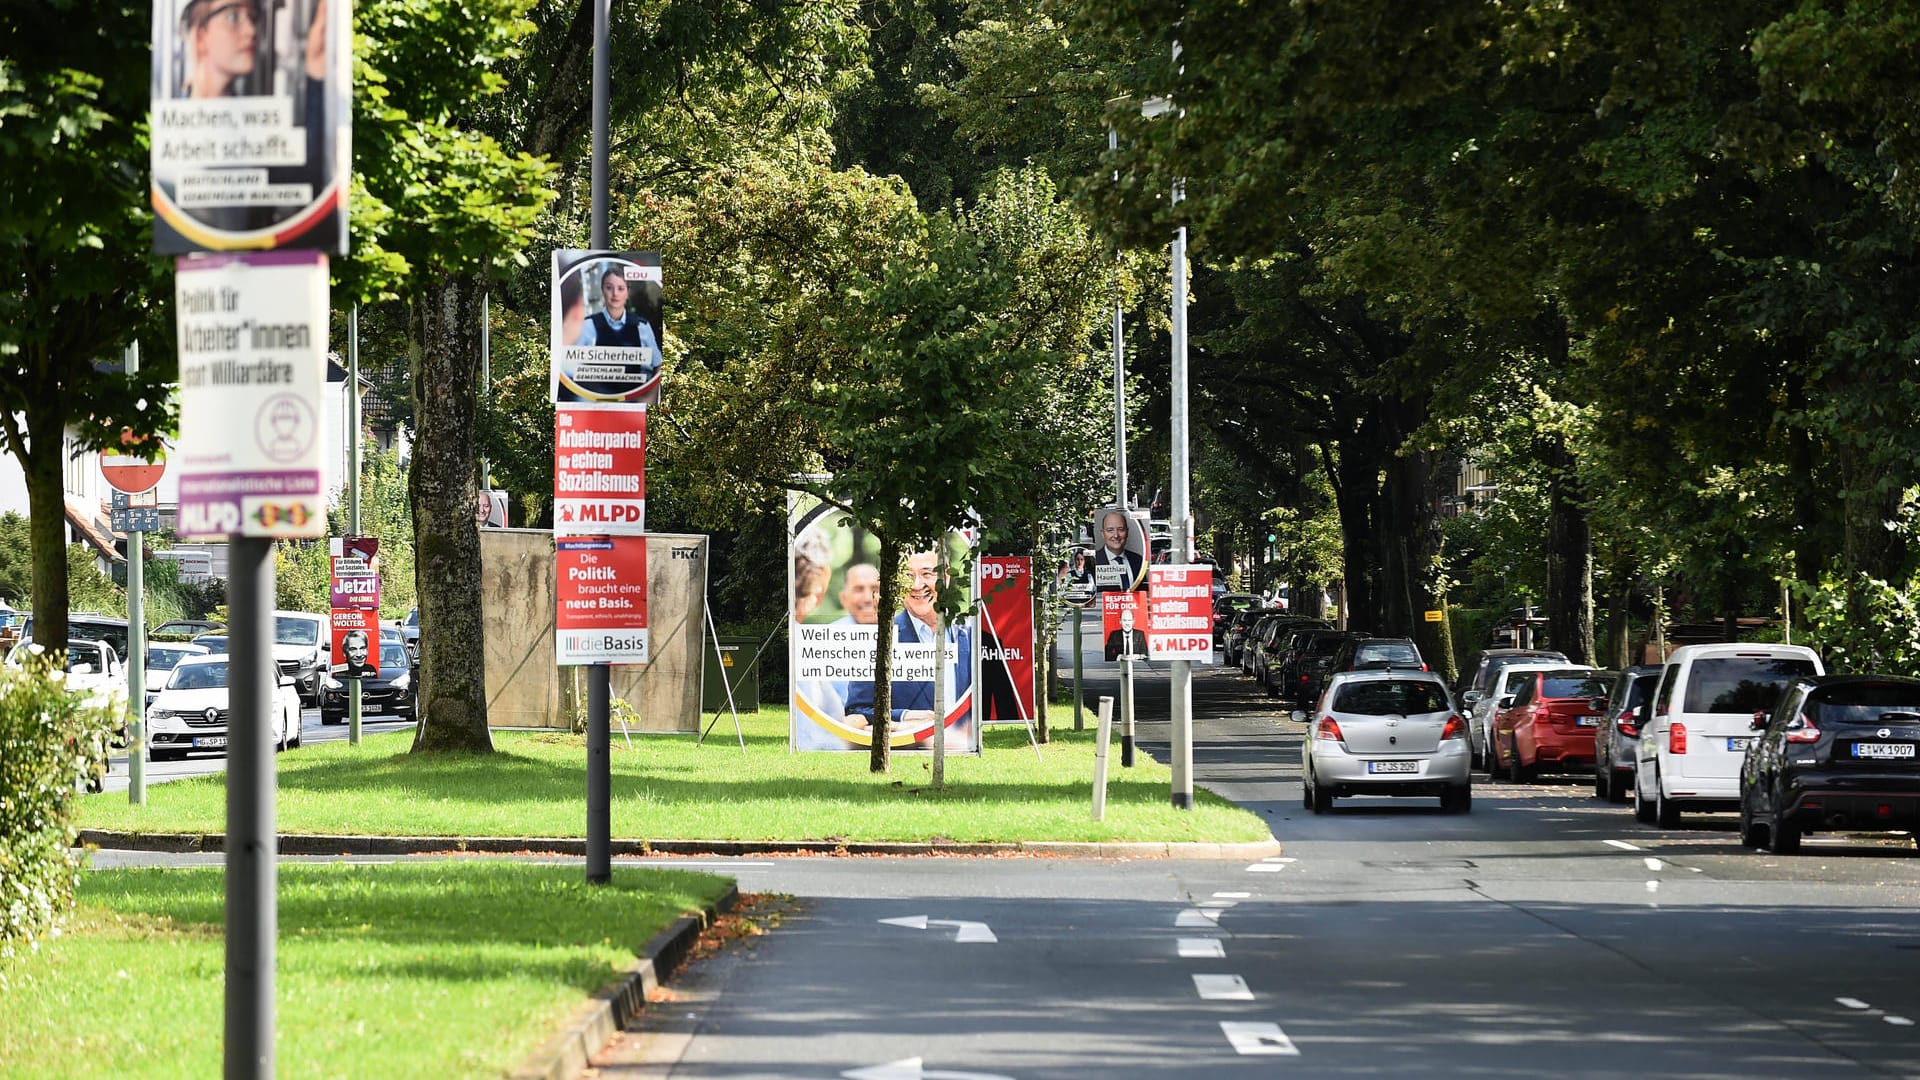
[1634, 643, 1823, 826]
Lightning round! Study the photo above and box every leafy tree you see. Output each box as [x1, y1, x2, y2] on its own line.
[0, 3, 176, 653]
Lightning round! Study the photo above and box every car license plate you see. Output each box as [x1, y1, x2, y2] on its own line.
[193, 736, 227, 749]
[1576, 716, 1599, 726]
[1367, 761, 1419, 774]
[365, 703, 383, 714]
[1725, 737, 1752, 751]
[1853, 742, 1916, 760]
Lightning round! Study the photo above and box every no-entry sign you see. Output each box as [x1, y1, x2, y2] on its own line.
[101, 450, 166, 495]
[1147, 564, 1215, 662]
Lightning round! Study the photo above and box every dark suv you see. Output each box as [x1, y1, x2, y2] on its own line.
[1294, 629, 1361, 706]
[1329, 636, 1426, 676]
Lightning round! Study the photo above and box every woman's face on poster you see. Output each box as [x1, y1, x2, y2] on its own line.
[193, 1, 259, 86]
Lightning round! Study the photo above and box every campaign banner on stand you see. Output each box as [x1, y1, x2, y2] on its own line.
[787, 489, 978, 753]
[1086, 506, 1149, 592]
[556, 536, 650, 664]
[150, 0, 352, 254]
[328, 536, 379, 678]
[551, 250, 664, 405]
[175, 250, 328, 540]
[1147, 564, 1215, 662]
[1102, 590, 1149, 662]
[554, 405, 646, 535]
[978, 556, 1035, 724]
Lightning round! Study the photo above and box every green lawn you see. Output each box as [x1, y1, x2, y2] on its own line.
[0, 862, 732, 1079]
[77, 707, 1271, 844]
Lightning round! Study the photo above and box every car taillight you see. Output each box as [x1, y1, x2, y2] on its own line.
[1616, 711, 1639, 738]
[1669, 722, 1687, 755]
[1316, 717, 1345, 743]
[1786, 714, 1820, 744]
[1441, 715, 1466, 740]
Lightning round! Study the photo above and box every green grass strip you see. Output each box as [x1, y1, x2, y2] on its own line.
[77, 708, 1270, 844]
[0, 862, 731, 1079]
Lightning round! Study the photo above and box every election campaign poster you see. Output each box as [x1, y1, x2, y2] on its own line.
[787, 489, 978, 753]
[1147, 564, 1216, 662]
[1087, 505, 1149, 592]
[329, 536, 379, 678]
[174, 250, 328, 540]
[150, 0, 352, 254]
[556, 536, 650, 665]
[554, 405, 646, 535]
[551, 250, 665, 405]
[978, 556, 1035, 724]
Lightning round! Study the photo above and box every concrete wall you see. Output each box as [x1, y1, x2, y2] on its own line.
[480, 529, 707, 732]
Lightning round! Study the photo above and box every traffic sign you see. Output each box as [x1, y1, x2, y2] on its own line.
[101, 450, 166, 495]
[109, 490, 161, 533]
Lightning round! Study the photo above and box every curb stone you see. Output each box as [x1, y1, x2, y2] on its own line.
[75, 830, 1280, 861]
[511, 882, 740, 1080]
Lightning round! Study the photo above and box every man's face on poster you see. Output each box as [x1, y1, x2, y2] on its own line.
[841, 564, 881, 624]
[342, 630, 368, 666]
[904, 551, 939, 625]
[1102, 512, 1129, 555]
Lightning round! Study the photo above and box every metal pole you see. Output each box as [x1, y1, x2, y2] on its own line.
[224, 537, 275, 1078]
[1121, 652, 1136, 768]
[126, 342, 146, 805]
[584, 0, 613, 887]
[1092, 695, 1114, 821]
[1169, 191, 1193, 811]
[1071, 606, 1084, 731]
[348, 305, 362, 745]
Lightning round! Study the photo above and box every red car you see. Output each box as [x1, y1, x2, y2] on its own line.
[1494, 669, 1614, 782]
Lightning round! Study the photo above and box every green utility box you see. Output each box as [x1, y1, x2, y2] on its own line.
[703, 636, 761, 712]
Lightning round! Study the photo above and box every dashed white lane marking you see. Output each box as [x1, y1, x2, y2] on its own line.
[1604, 839, 1643, 851]
[1199, 900, 1238, 909]
[1193, 974, 1254, 1000]
[1837, 997, 1871, 1010]
[1179, 938, 1226, 958]
[1267, 857, 1297, 863]
[1886, 1016, 1915, 1027]
[1645, 880, 1660, 894]
[1221, 1021, 1301, 1056]
[1246, 864, 1286, 873]
[1644, 857, 1664, 872]
[1177, 908, 1223, 927]
[1213, 891, 1251, 899]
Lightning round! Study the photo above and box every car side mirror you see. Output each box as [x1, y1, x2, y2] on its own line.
[1462, 690, 1482, 705]
[1590, 697, 1609, 713]
[1498, 695, 1515, 709]
[1289, 710, 1307, 723]
[1749, 710, 1768, 732]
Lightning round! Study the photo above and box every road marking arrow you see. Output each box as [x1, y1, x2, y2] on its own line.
[878, 916, 998, 943]
[842, 1057, 1015, 1080]
[1221, 1021, 1300, 1056]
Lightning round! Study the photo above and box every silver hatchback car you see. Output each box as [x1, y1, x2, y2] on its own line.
[1296, 669, 1471, 813]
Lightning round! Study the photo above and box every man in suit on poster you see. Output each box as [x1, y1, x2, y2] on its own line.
[846, 550, 972, 735]
[1094, 508, 1145, 592]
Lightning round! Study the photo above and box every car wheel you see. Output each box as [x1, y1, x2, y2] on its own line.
[1609, 769, 1632, 804]
[1308, 769, 1332, 814]
[1505, 737, 1531, 784]
[1441, 785, 1472, 814]
[1301, 772, 1313, 811]
[1470, 733, 1485, 772]
[1593, 762, 1608, 799]
[1633, 772, 1657, 824]
[1654, 774, 1681, 828]
[1767, 811, 1801, 854]
[1264, 677, 1277, 699]
[320, 711, 342, 726]
[1739, 794, 1767, 849]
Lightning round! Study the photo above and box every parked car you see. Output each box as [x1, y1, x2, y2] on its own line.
[1456, 648, 1570, 706]
[1491, 668, 1617, 782]
[1592, 664, 1663, 802]
[1739, 674, 1920, 853]
[1465, 659, 1583, 771]
[152, 619, 223, 639]
[6, 638, 125, 713]
[271, 611, 329, 707]
[399, 607, 420, 657]
[1296, 630, 1362, 706]
[1241, 612, 1291, 682]
[19, 612, 131, 670]
[144, 641, 212, 707]
[320, 640, 418, 724]
[144, 654, 300, 760]
[191, 632, 229, 654]
[1256, 618, 1332, 695]
[1222, 607, 1276, 669]
[1295, 669, 1471, 813]
[1211, 593, 1262, 645]
[1634, 643, 1824, 827]
[1328, 636, 1426, 676]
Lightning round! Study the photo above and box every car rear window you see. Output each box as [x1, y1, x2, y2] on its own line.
[1810, 682, 1920, 726]
[1543, 676, 1610, 699]
[1334, 680, 1450, 716]
[1355, 643, 1421, 666]
[1307, 635, 1347, 656]
[1683, 657, 1820, 714]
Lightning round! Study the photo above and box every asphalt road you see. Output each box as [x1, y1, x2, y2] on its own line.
[585, 626, 1920, 1078]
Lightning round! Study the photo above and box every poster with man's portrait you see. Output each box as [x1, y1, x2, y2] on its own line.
[1087, 505, 1149, 592]
[787, 489, 979, 754]
[551, 250, 666, 406]
[150, 0, 352, 254]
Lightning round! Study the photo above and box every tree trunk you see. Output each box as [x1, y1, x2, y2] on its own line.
[868, 537, 901, 773]
[409, 274, 493, 753]
[23, 405, 70, 652]
[1608, 579, 1633, 668]
[1323, 439, 1377, 630]
[1544, 444, 1595, 665]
